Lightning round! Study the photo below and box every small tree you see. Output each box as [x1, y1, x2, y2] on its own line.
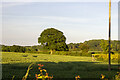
[38, 28, 68, 54]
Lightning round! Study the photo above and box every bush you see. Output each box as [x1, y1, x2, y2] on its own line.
[92, 53, 119, 62]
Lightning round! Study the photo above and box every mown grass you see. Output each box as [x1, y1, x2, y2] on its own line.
[2, 52, 93, 64]
[1, 52, 120, 80]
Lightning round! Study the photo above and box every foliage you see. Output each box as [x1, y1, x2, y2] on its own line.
[84, 40, 102, 51]
[100, 72, 120, 80]
[67, 39, 120, 52]
[38, 28, 69, 54]
[1, 39, 120, 55]
[111, 41, 120, 51]
[2, 45, 10, 52]
[10, 45, 26, 53]
[79, 43, 89, 52]
[1, 45, 45, 53]
[100, 40, 109, 54]
[114, 72, 120, 80]
[2, 45, 26, 53]
[92, 53, 119, 62]
[68, 43, 81, 51]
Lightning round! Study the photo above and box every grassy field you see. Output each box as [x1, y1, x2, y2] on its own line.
[1, 52, 120, 80]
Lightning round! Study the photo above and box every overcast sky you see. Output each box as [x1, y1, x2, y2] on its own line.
[1, 1, 118, 46]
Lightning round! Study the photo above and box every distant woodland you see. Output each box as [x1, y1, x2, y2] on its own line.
[1, 39, 120, 53]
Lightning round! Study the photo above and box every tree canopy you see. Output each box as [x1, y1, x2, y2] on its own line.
[38, 28, 68, 54]
[79, 43, 89, 52]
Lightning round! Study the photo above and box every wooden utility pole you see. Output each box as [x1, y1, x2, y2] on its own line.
[108, 0, 111, 71]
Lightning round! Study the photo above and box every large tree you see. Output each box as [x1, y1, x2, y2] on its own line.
[38, 28, 68, 54]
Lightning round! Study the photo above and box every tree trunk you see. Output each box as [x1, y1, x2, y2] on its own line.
[50, 49, 53, 55]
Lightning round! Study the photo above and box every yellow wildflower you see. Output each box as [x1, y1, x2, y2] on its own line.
[40, 70, 42, 72]
[43, 69, 47, 72]
[38, 74, 41, 76]
[37, 76, 43, 79]
[101, 74, 105, 79]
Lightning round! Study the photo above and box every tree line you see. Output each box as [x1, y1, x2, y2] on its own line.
[68, 39, 120, 52]
[1, 39, 120, 53]
[1, 45, 44, 53]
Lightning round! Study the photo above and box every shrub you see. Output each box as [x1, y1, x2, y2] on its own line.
[92, 53, 119, 62]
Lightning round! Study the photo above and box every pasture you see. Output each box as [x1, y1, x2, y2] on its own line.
[1, 52, 119, 80]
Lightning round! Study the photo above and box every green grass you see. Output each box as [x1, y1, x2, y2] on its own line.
[1, 52, 120, 80]
[2, 52, 93, 63]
